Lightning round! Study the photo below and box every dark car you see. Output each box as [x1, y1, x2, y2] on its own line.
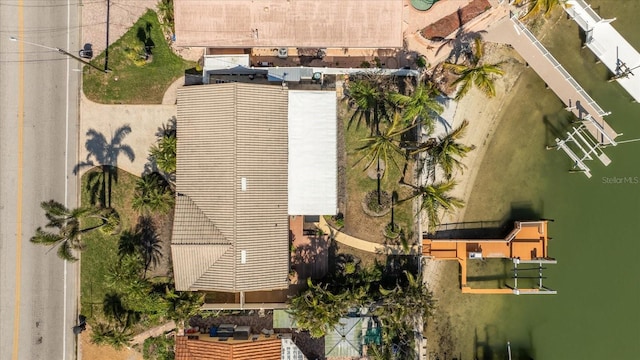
[79, 43, 93, 59]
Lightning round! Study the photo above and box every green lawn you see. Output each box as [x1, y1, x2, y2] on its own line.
[341, 102, 416, 245]
[80, 168, 139, 320]
[83, 10, 196, 104]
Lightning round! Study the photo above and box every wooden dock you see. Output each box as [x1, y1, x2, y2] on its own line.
[423, 221, 557, 295]
[485, 15, 619, 145]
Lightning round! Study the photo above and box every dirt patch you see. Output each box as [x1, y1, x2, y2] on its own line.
[421, 0, 492, 40]
[79, 325, 144, 360]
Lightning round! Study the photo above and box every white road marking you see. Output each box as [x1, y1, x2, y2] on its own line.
[63, 0, 71, 357]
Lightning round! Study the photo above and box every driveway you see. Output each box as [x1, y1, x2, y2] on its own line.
[78, 87, 179, 177]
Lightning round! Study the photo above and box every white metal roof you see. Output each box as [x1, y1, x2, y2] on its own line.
[287, 90, 337, 215]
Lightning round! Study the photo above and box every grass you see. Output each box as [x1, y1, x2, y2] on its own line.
[341, 102, 415, 244]
[80, 167, 139, 321]
[83, 10, 196, 104]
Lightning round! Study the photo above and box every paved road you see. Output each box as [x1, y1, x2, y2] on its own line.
[0, 0, 80, 359]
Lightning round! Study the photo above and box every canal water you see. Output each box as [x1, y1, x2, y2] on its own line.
[457, 1, 640, 359]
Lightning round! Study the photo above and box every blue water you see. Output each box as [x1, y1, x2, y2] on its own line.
[461, 2, 640, 358]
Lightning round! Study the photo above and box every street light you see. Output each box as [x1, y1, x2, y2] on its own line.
[9, 36, 108, 74]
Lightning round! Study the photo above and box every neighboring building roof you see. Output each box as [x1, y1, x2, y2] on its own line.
[175, 336, 282, 360]
[273, 309, 298, 329]
[288, 90, 337, 215]
[281, 338, 306, 360]
[324, 318, 363, 358]
[174, 0, 403, 48]
[268, 68, 314, 82]
[172, 83, 290, 292]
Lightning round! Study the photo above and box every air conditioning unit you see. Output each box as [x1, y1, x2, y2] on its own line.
[277, 47, 288, 59]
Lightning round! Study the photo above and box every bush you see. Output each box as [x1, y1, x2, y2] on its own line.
[143, 335, 175, 360]
[384, 222, 402, 239]
[364, 190, 391, 214]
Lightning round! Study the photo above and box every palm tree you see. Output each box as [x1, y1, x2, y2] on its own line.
[429, 120, 473, 180]
[346, 79, 383, 134]
[356, 112, 410, 173]
[402, 181, 464, 231]
[164, 287, 205, 326]
[90, 323, 133, 349]
[132, 173, 174, 214]
[443, 39, 504, 100]
[74, 125, 135, 207]
[389, 82, 444, 136]
[30, 200, 120, 261]
[375, 271, 434, 357]
[515, 0, 566, 19]
[357, 112, 413, 204]
[149, 132, 176, 178]
[289, 278, 353, 338]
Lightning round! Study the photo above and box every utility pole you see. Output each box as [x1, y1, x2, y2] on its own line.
[104, 0, 111, 71]
[10, 36, 108, 73]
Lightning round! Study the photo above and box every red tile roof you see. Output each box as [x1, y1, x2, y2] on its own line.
[175, 336, 282, 360]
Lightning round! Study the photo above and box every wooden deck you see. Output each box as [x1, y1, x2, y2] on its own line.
[423, 221, 554, 294]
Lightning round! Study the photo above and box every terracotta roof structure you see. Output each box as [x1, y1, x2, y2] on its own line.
[174, 0, 403, 48]
[172, 83, 290, 292]
[175, 336, 282, 360]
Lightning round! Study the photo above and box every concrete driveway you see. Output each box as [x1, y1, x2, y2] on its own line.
[78, 81, 180, 177]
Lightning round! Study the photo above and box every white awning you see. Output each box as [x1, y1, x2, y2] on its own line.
[287, 90, 337, 215]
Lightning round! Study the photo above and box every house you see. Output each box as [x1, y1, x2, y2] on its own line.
[174, 0, 403, 49]
[172, 83, 336, 306]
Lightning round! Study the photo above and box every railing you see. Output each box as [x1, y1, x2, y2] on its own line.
[510, 16, 610, 118]
[568, 0, 602, 23]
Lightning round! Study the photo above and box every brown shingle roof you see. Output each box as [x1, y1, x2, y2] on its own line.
[174, 0, 403, 48]
[172, 83, 290, 292]
[175, 336, 282, 360]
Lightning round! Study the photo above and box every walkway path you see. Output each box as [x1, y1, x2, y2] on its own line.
[316, 217, 419, 255]
[564, 0, 640, 103]
[485, 14, 619, 145]
[130, 321, 176, 346]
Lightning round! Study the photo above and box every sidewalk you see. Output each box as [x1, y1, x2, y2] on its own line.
[316, 217, 419, 255]
[130, 321, 176, 346]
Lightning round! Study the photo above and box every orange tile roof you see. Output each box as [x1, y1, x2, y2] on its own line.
[175, 336, 282, 360]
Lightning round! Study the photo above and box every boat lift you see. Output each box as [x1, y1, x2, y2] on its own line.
[506, 258, 557, 295]
[549, 121, 613, 178]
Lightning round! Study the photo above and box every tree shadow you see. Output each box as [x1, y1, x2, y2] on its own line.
[291, 233, 330, 282]
[435, 8, 487, 64]
[74, 125, 135, 207]
[136, 21, 155, 54]
[117, 215, 163, 277]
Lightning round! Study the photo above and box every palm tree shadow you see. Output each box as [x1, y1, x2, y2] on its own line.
[435, 8, 487, 64]
[73, 124, 135, 207]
